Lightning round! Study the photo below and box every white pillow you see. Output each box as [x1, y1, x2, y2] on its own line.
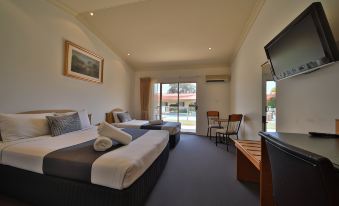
[55, 109, 91, 129]
[77, 109, 91, 129]
[0, 113, 53, 142]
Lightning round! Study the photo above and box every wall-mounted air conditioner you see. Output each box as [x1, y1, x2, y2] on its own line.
[205, 75, 230, 83]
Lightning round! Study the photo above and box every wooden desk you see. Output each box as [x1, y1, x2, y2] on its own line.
[258, 132, 339, 206]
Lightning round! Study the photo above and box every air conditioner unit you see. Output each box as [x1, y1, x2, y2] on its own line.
[205, 74, 230, 83]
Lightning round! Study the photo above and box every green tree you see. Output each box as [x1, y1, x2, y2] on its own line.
[267, 97, 276, 108]
[167, 83, 196, 94]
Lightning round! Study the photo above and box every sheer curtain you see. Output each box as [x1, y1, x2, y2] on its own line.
[140, 77, 151, 120]
[150, 81, 161, 120]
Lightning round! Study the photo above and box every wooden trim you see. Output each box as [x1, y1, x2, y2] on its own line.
[19, 110, 76, 114]
[336, 119, 339, 135]
[64, 40, 104, 84]
[105, 108, 124, 123]
[236, 149, 260, 183]
[234, 140, 261, 170]
[18, 110, 92, 124]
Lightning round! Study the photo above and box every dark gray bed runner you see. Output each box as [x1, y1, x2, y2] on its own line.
[140, 121, 180, 131]
[42, 128, 148, 182]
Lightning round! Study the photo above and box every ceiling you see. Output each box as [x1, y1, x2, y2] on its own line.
[51, 0, 264, 70]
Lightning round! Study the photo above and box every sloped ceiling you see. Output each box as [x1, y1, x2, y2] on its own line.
[51, 0, 264, 70]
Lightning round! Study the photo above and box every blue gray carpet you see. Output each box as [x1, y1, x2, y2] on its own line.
[0, 134, 259, 206]
[145, 134, 259, 206]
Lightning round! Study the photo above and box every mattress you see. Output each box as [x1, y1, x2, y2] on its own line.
[0, 126, 169, 190]
[113, 120, 181, 135]
[0, 143, 170, 206]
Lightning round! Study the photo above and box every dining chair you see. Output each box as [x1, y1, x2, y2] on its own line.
[215, 114, 243, 150]
[264, 135, 339, 206]
[206, 111, 223, 140]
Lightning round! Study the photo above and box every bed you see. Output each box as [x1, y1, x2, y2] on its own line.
[0, 110, 169, 206]
[106, 108, 181, 149]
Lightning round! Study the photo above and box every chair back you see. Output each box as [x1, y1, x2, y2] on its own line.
[264, 136, 338, 206]
[207, 111, 219, 125]
[225, 114, 242, 134]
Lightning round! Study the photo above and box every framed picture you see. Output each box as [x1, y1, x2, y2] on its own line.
[64, 40, 104, 84]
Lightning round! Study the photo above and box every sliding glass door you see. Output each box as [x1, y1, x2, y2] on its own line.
[153, 82, 197, 133]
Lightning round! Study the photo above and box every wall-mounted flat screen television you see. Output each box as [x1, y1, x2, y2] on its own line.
[264, 2, 338, 81]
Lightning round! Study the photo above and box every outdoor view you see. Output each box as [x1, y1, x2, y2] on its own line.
[266, 81, 276, 132]
[153, 83, 197, 133]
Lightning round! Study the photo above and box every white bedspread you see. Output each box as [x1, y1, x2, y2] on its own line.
[0, 127, 169, 190]
[113, 120, 148, 128]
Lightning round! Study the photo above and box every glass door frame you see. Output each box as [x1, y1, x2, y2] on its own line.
[159, 82, 180, 122]
[158, 82, 197, 133]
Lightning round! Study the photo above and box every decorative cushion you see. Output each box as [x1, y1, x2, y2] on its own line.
[113, 111, 125, 123]
[117, 112, 132, 123]
[46, 113, 81, 137]
[55, 109, 91, 129]
[0, 113, 53, 142]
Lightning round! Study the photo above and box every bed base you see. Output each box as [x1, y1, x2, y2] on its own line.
[169, 132, 180, 149]
[0, 143, 169, 206]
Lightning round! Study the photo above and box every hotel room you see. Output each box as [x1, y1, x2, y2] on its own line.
[0, 0, 338, 206]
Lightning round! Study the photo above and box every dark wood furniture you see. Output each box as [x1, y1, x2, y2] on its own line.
[215, 114, 243, 150]
[336, 119, 339, 134]
[206, 111, 223, 139]
[263, 134, 338, 206]
[234, 140, 261, 183]
[105, 108, 124, 123]
[259, 132, 339, 206]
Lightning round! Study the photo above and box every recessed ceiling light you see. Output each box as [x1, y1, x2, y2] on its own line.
[208, 47, 212, 50]
[90, 12, 94, 16]
[127, 53, 131, 56]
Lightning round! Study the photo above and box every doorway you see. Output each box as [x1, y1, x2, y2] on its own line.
[262, 62, 276, 132]
[153, 82, 197, 133]
[265, 81, 276, 132]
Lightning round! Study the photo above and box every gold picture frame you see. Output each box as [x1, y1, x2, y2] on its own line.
[64, 40, 104, 84]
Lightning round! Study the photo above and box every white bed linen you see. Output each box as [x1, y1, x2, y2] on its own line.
[113, 120, 148, 128]
[92, 130, 168, 189]
[0, 127, 169, 190]
[113, 120, 180, 135]
[1, 127, 97, 173]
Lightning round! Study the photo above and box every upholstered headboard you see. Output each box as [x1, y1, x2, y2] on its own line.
[18, 110, 92, 124]
[105, 108, 124, 124]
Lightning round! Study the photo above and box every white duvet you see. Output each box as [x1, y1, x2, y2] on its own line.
[0, 126, 169, 190]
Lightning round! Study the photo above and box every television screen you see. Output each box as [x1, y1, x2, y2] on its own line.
[265, 2, 338, 81]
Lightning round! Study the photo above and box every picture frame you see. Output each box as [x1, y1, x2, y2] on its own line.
[64, 40, 104, 84]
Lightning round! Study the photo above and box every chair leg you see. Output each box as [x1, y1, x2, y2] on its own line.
[215, 132, 218, 146]
[226, 135, 229, 152]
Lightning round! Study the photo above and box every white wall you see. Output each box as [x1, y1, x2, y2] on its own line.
[133, 67, 230, 136]
[0, 0, 134, 124]
[230, 0, 339, 139]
